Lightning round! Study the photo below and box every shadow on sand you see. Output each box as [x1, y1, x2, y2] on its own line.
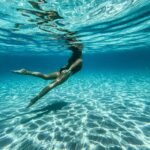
[0, 101, 69, 123]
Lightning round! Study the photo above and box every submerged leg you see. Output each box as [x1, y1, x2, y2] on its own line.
[26, 70, 71, 108]
[13, 69, 60, 80]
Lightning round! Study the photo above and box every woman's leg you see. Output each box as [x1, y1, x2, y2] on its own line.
[13, 69, 60, 80]
[26, 70, 71, 108]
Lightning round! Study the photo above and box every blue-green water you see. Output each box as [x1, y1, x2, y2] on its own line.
[0, 0, 150, 150]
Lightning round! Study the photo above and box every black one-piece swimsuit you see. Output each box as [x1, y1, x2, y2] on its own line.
[60, 47, 82, 75]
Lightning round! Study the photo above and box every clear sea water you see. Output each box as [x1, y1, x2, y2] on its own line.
[0, 0, 150, 150]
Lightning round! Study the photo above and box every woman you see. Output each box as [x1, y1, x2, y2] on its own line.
[13, 3, 83, 107]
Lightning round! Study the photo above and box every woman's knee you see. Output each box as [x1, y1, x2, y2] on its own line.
[56, 72, 70, 84]
[45, 72, 60, 80]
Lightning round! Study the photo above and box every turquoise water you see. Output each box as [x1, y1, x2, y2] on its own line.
[0, 0, 150, 150]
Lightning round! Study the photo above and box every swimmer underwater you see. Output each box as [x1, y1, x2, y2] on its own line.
[13, 2, 83, 108]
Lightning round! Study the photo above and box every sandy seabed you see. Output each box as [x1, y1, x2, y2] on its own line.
[0, 72, 150, 150]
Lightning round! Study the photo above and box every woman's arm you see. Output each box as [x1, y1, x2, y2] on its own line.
[68, 58, 82, 71]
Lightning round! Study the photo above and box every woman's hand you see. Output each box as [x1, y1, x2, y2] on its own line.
[61, 69, 71, 75]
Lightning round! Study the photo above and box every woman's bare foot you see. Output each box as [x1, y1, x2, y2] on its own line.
[12, 69, 28, 75]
